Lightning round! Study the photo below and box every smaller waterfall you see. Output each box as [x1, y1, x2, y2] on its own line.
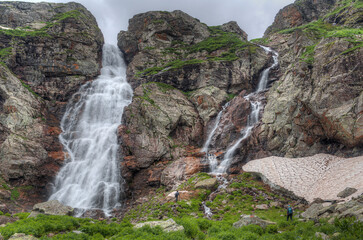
[257, 46, 279, 92]
[209, 46, 278, 174]
[201, 102, 229, 153]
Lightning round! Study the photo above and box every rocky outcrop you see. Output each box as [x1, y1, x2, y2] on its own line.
[30, 200, 73, 217]
[243, 154, 363, 202]
[256, 0, 363, 158]
[264, 0, 337, 36]
[302, 195, 363, 222]
[118, 10, 269, 94]
[0, 1, 104, 209]
[233, 214, 276, 228]
[118, 10, 271, 197]
[134, 218, 184, 232]
[0, 2, 103, 108]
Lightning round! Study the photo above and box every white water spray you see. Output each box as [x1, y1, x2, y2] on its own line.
[210, 46, 278, 174]
[49, 44, 133, 216]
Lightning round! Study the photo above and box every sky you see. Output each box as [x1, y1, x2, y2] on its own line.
[1, 0, 295, 45]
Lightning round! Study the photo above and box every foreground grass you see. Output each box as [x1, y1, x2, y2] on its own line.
[0, 214, 361, 240]
[0, 173, 361, 239]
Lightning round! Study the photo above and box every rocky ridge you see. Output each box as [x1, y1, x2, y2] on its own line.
[117, 10, 273, 197]
[0, 1, 104, 209]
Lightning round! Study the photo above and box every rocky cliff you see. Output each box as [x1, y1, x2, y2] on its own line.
[256, 0, 362, 158]
[118, 0, 362, 199]
[0, 1, 104, 209]
[117, 10, 272, 197]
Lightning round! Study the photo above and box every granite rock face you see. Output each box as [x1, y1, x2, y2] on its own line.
[264, 0, 338, 36]
[0, 2, 104, 209]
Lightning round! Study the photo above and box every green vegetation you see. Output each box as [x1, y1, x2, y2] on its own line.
[278, 17, 363, 64]
[0, 47, 12, 63]
[250, 38, 270, 45]
[0, 172, 361, 239]
[0, 9, 84, 38]
[136, 26, 257, 77]
[19, 79, 40, 98]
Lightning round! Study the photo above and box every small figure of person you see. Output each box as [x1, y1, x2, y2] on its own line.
[287, 205, 293, 221]
[175, 190, 180, 202]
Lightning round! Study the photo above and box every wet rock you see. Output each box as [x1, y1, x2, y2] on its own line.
[233, 214, 276, 228]
[195, 178, 218, 190]
[161, 157, 203, 189]
[134, 218, 184, 232]
[30, 200, 73, 216]
[337, 187, 357, 198]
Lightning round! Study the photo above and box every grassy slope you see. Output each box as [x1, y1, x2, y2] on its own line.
[0, 173, 361, 239]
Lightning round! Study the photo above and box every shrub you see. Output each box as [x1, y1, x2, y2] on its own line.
[265, 224, 278, 234]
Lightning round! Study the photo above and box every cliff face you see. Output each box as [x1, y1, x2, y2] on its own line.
[255, 0, 363, 159]
[117, 10, 271, 196]
[0, 2, 104, 209]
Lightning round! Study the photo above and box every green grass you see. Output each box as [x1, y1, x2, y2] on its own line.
[135, 25, 256, 78]
[0, 9, 84, 38]
[19, 80, 40, 98]
[0, 172, 362, 239]
[0, 47, 12, 62]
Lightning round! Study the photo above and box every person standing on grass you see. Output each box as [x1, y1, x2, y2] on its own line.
[175, 190, 180, 202]
[287, 205, 293, 221]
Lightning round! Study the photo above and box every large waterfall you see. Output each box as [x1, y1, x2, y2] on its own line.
[49, 44, 133, 216]
[203, 46, 278, 174]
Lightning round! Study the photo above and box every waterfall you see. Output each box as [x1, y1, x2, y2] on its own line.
[209, 46, 278, 174]
[201, 102, 229, 153]
[49, 44, 133, 216]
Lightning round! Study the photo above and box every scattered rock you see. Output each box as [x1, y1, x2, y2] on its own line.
[0, 215, 16, 225]
[337, 187, 357, 198]
[195, 178, 218, 190]
[315, 232, 328, 240]
[270, 202, 279, 207]
[332, 232, 341, 238]
[255, 204, 269, 210]
[233, 214, 276, 228]
[30, 200, 73, 216]
[134, 218, 184, 232]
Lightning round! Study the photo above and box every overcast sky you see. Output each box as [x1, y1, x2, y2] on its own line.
[2, 0, 295, 45]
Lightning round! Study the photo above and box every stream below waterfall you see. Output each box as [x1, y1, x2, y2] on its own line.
[49, 44, 133, 216]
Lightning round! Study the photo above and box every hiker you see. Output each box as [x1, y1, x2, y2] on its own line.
[175, 190, 180, 202]
[287, 205, 293, 221]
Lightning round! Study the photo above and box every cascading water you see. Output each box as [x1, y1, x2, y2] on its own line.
[201, 102, 229, 154]
[208, 46, 278, 174]
[49, 44, 133, 216]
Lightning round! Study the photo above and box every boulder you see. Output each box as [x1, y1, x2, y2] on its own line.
[337, 187, 358, 198]
[195, 178, 218, 190]
[233, 214, 276, 228]
[134, 218, 184, 232]
[255, 204, 269, 210]
[301, 203, 325, 219]
[8, 233, 38, 240]
[0, 215, 16, 225]
[165, 191, 199, 202]
[315, 232, 328, 240]
[30, 200, 73, 216]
